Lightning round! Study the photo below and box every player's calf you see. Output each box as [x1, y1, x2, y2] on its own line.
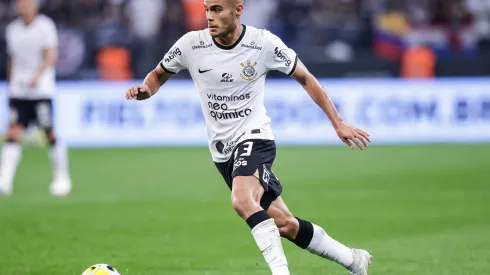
[275, 215, 299, 240]
[267, 205, 300, 241]
[232, 176, 290, 275]
[45, 128, 57, 145]
[0, 125, 23, 195]
[44, 128, 72, 196]
[266, 197, 371, 272]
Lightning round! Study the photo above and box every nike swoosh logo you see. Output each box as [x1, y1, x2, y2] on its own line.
[261, 245, 273, 254]
[199, 68, 213, 73]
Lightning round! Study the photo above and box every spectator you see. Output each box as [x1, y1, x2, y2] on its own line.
[241, 0, 277, 29]
[125, 0, 166, 77]
[182, 0, 207, 31]
[1, 0, 490, 79]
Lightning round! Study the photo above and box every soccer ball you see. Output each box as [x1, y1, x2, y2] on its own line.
[81, 264, 121, 275]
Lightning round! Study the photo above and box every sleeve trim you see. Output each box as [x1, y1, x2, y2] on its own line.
[287, 55, 299, 77]
[160, 62, 176, 74]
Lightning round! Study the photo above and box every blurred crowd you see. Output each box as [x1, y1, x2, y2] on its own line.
[1, 0, 490, 79]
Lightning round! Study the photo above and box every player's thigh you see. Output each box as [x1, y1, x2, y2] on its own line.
[7, 99, 28, 139]
[231, 139, 282, 210]
[8, 99, 30, 128]
[231, 175, 265, 205]
[33, 99, 54, 131]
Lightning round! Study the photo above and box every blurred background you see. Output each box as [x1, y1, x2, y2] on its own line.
[1, 0, 490, 80]
[0, 1, 490, 275]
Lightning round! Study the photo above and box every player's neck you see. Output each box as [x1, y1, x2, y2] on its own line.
[215, 24, 243, 47]
[22, 13, 37, 25]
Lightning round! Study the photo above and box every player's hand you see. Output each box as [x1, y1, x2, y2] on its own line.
[334, 121, 371, 150]
[28, 75, 40, 88]
[125, 84, 152, 101]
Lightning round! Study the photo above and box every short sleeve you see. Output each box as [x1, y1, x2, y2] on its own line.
[263, 31, 298, 77]
[43, 18, 58, 49]
[160, 34, 190, 74]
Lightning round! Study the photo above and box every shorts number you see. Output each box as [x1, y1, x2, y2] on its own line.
[233, 141, 254, 160]
[36, 102, 52, 128]
[241, 142, 254, 157]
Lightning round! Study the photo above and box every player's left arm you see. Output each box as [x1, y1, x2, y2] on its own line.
[291, 60, 371, 150]
[29, 47, 57, 88]
[30, 19, 58, 88]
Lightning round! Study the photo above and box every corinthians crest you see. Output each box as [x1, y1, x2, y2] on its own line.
[240, 60, 258, 81]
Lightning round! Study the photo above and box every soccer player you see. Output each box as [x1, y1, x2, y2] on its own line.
[125, 0, 372, 274]
[0, 0, 71, 196]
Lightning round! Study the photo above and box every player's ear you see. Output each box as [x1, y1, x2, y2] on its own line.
[235, 2, 244, 18]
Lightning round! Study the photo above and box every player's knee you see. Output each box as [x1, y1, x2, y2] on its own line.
[231, 176, 264, 219]
[276, 215, 299, 239]
[6, 125, 23, 142]
[231, 195, 252, 213]
[45, 129, 56, 145]
[231, 194, 259, 219]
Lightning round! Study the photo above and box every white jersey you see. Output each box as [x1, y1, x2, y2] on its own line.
[6, 14, 58, 99]
[160, 25, 298, 162]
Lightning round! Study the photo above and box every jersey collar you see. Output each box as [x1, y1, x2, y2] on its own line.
[212, 24, 247, 50]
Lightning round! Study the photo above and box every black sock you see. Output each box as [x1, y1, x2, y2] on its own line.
[246, 210, 271, 229]
[293, 217, 314, 249]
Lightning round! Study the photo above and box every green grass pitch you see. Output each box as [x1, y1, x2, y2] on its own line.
[0, 144, 489, 275]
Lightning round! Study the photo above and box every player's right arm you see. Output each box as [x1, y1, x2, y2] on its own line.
[125, 65, 173, 101]
[263, 30, 370, 150]
[125, 34, 190, 101]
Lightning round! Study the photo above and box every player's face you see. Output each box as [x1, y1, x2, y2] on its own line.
[16, 0, 38, 17]
[204, 0, 242, 38]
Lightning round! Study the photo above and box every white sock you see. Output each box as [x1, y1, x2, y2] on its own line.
[49, 143, 70, 181]
[251, 218, 290, 275]
[307, 224, 354, 268]
[0, 142, 22, 184]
